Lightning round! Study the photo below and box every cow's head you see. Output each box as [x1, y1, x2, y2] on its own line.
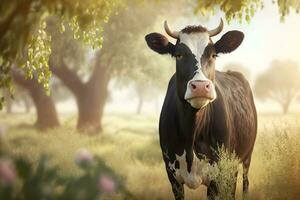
[145, 19, 244, 109]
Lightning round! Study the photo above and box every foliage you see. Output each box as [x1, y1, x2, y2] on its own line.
[207, 147, 240, 200]
[100, 1, 170, 76]
[254, 59, 300, 113]
[48, 1, 176, 108]
[1, 0, 300, 109]
[47, 17, 89, 76]
[194, 0, 300, 23]
[0, 0, 120, 106]
[0, 146, 124, 200]
[106, 1, 183, 108]
[47, 1, 173, 87]
[116, 38, 174, 103]
[24, 21, 52, 92]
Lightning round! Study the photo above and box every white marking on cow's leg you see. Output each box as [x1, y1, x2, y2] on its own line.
[169, 150, 212, 189]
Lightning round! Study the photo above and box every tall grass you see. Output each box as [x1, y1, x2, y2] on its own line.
[207, 147, 240, 200]
[1, 113, 300, 199]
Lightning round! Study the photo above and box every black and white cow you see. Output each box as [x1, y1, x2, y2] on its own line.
[145, 19, 257, 199]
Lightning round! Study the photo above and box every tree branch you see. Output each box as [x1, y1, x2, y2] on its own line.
[87, 51, 112, 87]
[11, 68, 37, 90]
[49, 58, 84, 96]
[0, 2, 30, 40]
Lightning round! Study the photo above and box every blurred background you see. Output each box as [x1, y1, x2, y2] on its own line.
[0, 0, 300, 199]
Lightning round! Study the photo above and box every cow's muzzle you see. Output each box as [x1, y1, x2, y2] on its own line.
[185, 80, 216, 109]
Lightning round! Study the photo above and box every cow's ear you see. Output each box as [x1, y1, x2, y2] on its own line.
[145, 33, 175, 55]
[214, 31, 244, 54]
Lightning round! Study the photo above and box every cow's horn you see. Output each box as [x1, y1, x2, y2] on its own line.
[208, 18, 224, 37]
[164, 20, 179, 39]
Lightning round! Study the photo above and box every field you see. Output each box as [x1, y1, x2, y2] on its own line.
[1, 112, 300, 200]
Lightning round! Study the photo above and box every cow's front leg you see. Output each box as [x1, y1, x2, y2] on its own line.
[166, 170, 184, 200]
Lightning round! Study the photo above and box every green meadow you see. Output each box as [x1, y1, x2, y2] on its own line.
[1, 112, 300, 199]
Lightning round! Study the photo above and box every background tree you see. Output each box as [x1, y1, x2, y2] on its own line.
[0, 0, 118, 107]
[254, 60, 300, 114]
[2, 89, 12, 114]
[1, 0, 300, 109]
[195, 0, 300, 22]
[1, 87, 32, 114]
[12, 69, 60, 129]
[116, 40, 174, 115]
[48, 1, 179, 132]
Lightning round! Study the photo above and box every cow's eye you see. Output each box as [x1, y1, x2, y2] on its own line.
[175, 54, 183, 60]
[212, 54, 218, 59]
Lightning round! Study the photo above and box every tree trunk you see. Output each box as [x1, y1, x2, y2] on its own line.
[30, 85, 60, 130]
[12, 71, 60, 130]
[76, 78, 108, 132]
[135, 84, 144, 115]
[3, 90, 12, 114]
[136, 97, 143, 115]
[23, 96, 31, 113]
[282, 102, 290, 114]
[50, 55, 110, 133]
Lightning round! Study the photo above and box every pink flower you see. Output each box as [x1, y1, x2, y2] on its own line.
[98, 174, 116, 194]
[0, 159, 16, 186]
[75, 148, 94, 167]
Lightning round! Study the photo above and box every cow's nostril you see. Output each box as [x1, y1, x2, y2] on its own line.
[205, 84, 210, 89]
[191, 83, 197, 90]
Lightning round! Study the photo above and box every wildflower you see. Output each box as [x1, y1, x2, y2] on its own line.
[75, 148, 94, 168]
[98, 174, 116, 194]
[0, 159, 16, 186]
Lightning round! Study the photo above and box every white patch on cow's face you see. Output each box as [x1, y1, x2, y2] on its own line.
[168, 150, 212, 189]
[179, 32, 217, 108]
[179, 32, 210, 67]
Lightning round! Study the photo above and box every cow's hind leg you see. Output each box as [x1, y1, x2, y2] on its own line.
[207, 181, 218, 200]
[166, 170, 184, 200]
[243, 156, 251, 193]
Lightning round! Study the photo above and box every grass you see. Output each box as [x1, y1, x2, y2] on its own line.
[0, 112, 300, 199]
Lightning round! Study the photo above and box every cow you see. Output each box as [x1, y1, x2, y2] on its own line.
[145, 19, 257, 200]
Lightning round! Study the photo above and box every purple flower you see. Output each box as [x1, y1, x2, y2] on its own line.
[0, 159, 16, 186]
[98, 174, 116, 194]
[75, 148, 94, 167]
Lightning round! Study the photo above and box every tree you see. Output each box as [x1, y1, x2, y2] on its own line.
[2, 89, 12, 114]
[48, 1, 175, 132]
[0, 0, 119, 107]
[12, 69, 60, 130]
[195, 0, 300, 22]
[1, 87, 32, 114]
[1, 0, 300, 109]
[46, 17, 108, 132]
[116, 40, 174, 115]
[254, 60, 300, 114]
